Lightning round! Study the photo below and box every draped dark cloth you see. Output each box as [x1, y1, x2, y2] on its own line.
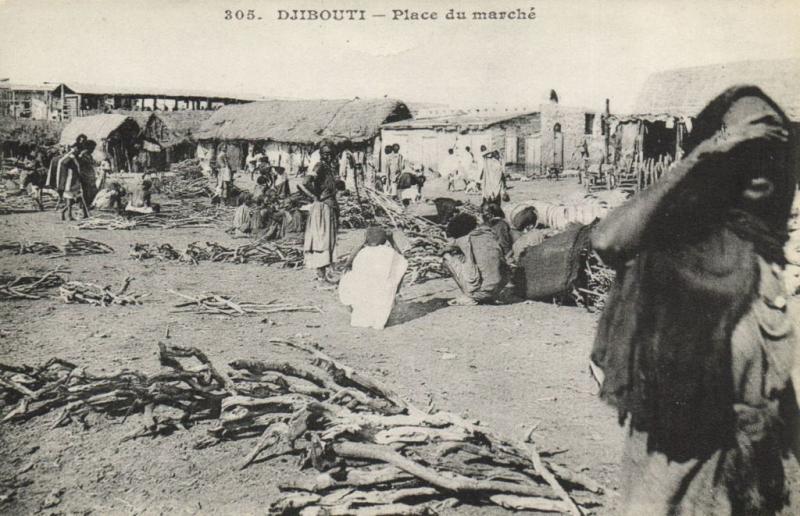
[592, 86, 795, 461]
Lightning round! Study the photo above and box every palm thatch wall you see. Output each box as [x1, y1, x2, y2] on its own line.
[142, 111, 213, 168]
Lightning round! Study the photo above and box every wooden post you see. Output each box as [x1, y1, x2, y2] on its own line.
[603, 98, 610, 164]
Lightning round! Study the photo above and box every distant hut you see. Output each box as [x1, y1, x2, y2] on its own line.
[0, 117, 65, 159]
[611, 58, 800, 169]
[142, 111, 213, 169]
[195, 98, 412, 175]
[59, 114, 141, 172]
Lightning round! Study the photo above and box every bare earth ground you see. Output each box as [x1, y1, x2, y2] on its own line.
[0, 175, 796, 515]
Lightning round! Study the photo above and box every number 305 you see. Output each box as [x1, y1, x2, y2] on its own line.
[224, 10, 257, 20]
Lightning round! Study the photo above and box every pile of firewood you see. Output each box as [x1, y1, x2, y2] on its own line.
[168, 290, 320, 317]
[0, 269, 66, 300]
[169, 158, 204, 177]
[338, 192, 376, 229]
[62, 237, 114, 256]
[0, 237, 113, 257]
[59, 277, 147, 307]
[159, 176, 213, 200]
[0, 240, 60, 256]
[130, 240, 304, 268]
[129, 243, 182, 261]
[0, 340, 603, 515]
[74, 211, 222, 231]
[361, 188, 449, 284]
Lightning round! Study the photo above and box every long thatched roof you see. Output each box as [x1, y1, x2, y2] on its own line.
[0, 117, 65, 145]
[196, 98, 412, 144]
[59, 114, 140, 145]
[635, 58, 800, 120]
[155, 110, 214, 145]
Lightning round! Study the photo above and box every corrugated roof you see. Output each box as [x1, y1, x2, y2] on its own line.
[383, 111, 538, 130]
[59, 114, 139, 145]
[69, 82, 265, 101]
[196, 98, 412, 144]
[634, 58, 800, 120]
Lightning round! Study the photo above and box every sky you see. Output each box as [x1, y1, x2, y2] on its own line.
[0, 0, 798, 113]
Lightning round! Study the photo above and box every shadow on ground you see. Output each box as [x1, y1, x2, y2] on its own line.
[386, 297, 450, 326]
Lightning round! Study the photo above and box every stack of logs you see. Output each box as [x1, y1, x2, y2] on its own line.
[130, 240, 304, 268]
[338, 192, 376, 229]
[0, 237, 113, 257]
[0, 339, 602, 515]
[361, 188, 449, 284]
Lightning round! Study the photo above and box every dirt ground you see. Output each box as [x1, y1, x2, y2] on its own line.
[0, 175, 797, 515]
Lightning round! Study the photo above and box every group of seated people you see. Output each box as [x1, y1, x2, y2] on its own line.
[92, 179, 160, 215]
[441, 201, 544, 306]
[231, 191, 305, 241]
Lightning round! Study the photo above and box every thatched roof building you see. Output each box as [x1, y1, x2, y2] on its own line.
[59, 114, 140, 146]
[149, 110, 213, 147]
[196, 98, 411, 144]
[59, 114, 142, 172]
[634, 58, 800, 120]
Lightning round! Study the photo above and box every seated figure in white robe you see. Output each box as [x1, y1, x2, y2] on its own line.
[338, 227, 408, 329]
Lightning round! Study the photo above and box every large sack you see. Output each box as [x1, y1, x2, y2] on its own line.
[515, 222, 595, 302]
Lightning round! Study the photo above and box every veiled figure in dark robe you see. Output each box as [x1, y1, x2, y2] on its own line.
[591, 86, 800, 515]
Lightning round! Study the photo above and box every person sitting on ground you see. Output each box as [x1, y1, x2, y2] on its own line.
[440, 213, 509, 306]
[339, 227, 408, 329]
[126, 179, 160, 214]
[276, 196, 305, 242]
[91, 181, 126, 214]
[272, 165, 290, 198]
[396, 169, 426, 207]
[481, 202, 513, 258]
[433, 197, 463, 226]
[258, 203, 284, 240]
[507, 206, 547, 262]
[254, 173, 270, 198]
[232, 192, 253, 236]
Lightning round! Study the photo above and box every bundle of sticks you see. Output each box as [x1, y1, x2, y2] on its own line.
[360, 188, 449, 284]
[338, 193, 376, 229]
[129, 243, 182, 261]
[0, 340, 603, 515]
[0, 240, 60, 255]
[169, 158, 204, 176]
[61, 237, 114, 256]
[131, 240, 304, 268]
[169, 290, 321, 317]
[74, 210, 222, 231]
[573, 251, 615, 311]
[59, 277, 147, 306]
[0, 269, 66, 300]
[0, 237, 114, 257]
[159, 176, 213, 200]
